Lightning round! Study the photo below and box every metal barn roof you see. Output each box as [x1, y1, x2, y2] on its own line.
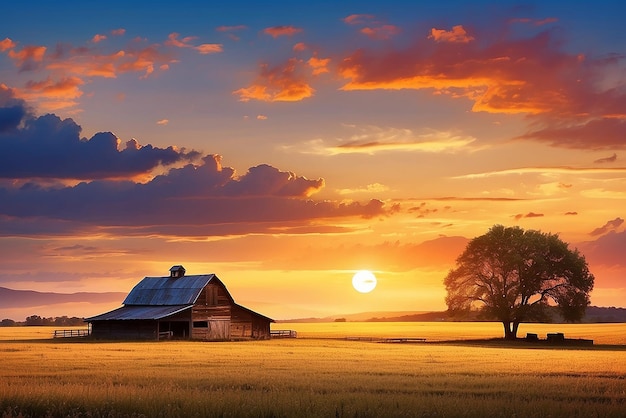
[123, 274, 217, 306]
[86, 304, 192, 321]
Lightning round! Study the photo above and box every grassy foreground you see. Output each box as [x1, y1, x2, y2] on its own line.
[0, 324, 625, 417]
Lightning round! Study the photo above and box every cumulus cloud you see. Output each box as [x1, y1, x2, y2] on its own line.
[0, 154, 389, 237]
[589, 217, 624, 236]
[0, 106, 391, 238]
[0, 103, 199, 180]
[428, 25, 474, 43]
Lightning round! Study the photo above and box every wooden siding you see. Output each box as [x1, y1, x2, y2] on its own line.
[191, 283, 233, 340]
[231, 304, 271, 339]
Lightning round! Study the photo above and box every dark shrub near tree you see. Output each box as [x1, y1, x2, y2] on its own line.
[444, 225, 595, 340]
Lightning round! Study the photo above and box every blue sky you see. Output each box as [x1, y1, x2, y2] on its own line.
[1, 0, 625, 320]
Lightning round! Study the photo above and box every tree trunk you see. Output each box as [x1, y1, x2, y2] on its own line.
[512, 321, 520, 339]
[502, 321, 517, 340]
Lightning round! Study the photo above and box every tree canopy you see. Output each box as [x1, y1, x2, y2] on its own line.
[444, 225, 594, 339]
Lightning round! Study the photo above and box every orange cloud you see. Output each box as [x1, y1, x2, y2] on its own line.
[23, 76, 84, 100]
[360, 25, 401, 40]
[0, 37, 16, 52]
[429, 25, 474, 43]
[111, 29, 126, 36]
[256, 115, 267, 120]
[338, 29, 609, 120]
[8, 45, 47, 69]
[156, 119, 169, 125]
[307, 55, 330, 75]
[92, 34, 107, 43]
[233, 58, 314, 102]
[263, 26, 303, 38]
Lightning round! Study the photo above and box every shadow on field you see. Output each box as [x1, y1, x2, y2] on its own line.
[430, 338, 626, 351]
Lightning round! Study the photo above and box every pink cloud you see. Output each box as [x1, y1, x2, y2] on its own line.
[263, 26, 303, 38]
[293, 42, 307, 52]
[343, 14, 375, 25]
[594, 153, 617, 164]
[194, 44, 223, 54]
[216, 25, 247, 32]
[360, 25, 401, 40]
[92, 34, 107, 43]
[111, 29, 126, 36]
[589, 218, 624, 237]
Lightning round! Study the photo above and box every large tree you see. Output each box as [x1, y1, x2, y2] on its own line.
[444, 225, 594, 340]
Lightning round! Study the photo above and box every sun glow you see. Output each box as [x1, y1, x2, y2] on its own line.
[352, 270, 377, 293]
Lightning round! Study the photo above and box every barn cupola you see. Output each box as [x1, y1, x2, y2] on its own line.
[169, 265, 186, 278]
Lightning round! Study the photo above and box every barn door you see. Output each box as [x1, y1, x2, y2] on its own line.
[207, 319, 230, 340]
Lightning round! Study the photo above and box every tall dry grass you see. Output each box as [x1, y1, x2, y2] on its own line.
[0, 324, 624, 417]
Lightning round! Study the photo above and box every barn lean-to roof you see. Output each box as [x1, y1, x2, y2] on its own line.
[86, 305, 192, 321]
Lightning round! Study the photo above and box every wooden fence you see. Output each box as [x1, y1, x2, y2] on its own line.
[270, 329, 297, 338]
[53, 329, 90, 338]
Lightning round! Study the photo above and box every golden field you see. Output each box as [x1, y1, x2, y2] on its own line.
[0, 323, 625, 417]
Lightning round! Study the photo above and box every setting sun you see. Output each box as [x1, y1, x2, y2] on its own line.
[352, 270, 377, 293]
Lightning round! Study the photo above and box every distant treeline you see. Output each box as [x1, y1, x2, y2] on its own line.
[366, 306, 626, 324]
[0, 315, 85, 327]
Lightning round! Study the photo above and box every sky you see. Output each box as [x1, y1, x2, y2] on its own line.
[1, 0, 625, 321]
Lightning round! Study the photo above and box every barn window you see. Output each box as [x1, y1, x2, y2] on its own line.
[193, 321, 208, 328]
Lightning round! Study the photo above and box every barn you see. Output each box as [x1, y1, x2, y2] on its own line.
[85, 266, 273, 341]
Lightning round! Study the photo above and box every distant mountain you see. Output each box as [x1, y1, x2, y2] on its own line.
[0, 287, 126, 309]
[277, 306, 626, 323]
